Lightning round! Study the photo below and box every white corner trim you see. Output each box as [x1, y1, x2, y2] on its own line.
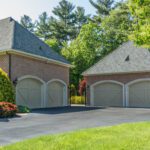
[47, 79, 68, 106]
[1, 49, 72, 68]
[125, 78, 150, 107]
[90, 80, 125, 107]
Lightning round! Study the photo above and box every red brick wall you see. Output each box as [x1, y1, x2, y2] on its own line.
[85, 73, 150, 105]
[11, 54, 69, 85]
[0, 54, 9, 74]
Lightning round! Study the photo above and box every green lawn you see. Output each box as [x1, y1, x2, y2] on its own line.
[1, 122, 150, 150]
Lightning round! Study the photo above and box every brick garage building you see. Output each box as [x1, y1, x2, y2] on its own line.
[83, 42, 150, 108]
[0, 17, 71, 108]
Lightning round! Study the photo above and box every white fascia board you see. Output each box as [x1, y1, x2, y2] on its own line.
[0, 49, 73, 68]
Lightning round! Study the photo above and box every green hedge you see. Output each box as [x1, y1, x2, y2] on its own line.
[0, 68, 15, 103]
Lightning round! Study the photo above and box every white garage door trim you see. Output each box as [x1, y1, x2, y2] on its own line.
[125, 78, 150, 107]
[90, 80, 125, 107]
[46, 79, 68, 107]
[16, 75, 46, 108]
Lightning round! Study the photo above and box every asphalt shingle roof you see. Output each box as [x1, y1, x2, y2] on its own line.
[83, 41, 150, 76]
[0, 17, 70, 65]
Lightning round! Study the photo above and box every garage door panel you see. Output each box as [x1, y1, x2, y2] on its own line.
[47, 81, 65, 107]
[129, 81, 150, 107]
[16, 78, 42, 109]
[93, 82, 123, 107]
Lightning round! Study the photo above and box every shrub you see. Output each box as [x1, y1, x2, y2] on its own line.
[0, 102, 17, 117]
[71, 96, 85, 104]
[79, 79, 87, 96]
[17, 105, 30, 113]
[0, 68, 15, 103]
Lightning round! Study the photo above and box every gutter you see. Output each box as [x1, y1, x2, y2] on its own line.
[1, 49, 73, 68]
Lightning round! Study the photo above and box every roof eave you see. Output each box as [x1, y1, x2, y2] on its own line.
[0, 49, 73, 68]
[83, 70, 150, 76]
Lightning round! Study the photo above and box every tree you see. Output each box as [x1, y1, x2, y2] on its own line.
[36, 12, 51, 40]
[89, 0, 115, 16]
[74, 7, 90, 36]
[49, 0, 89, 47]
[99, 2, 132, 56]
[62, 2, 132, 86]
[62, 22, 102, 86]
[128, 0, 150, 48]
[20, 15, 35, 32]
[49, 0, 76, 44]
[45, 38, 61, 53]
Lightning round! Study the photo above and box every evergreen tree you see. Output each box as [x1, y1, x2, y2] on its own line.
[36, 12, 51, 40]
[89, 0, 115, 16]
[20, 15, 35, 32]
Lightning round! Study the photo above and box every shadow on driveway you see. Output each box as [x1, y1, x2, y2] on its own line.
[31, 106, 105, 115]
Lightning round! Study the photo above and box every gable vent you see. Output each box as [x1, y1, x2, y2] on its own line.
[39, 46, 42, 50]
[125, 55, 130, 61]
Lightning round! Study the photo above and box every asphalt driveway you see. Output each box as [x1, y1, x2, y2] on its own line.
[0, 106, 150, 146]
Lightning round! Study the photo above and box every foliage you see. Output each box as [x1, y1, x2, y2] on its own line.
[36, 12, 51, 40]
[71, 96, 85, 104]
[62, 3, 131, 86]
[79, 79, 87, 96]
[89, 0, 115, 16]
[0, 68, 15, 103]
[2, 122, 150, 150]
[17, 105, 30, 113]
[99, 2, 132, 56]
[128, 0, 150, 48]
[62, 22, 101, 86]
[45, 38, 61, 53]
[20, 15, 35, 32]
[70, 84, 77, 96]
[0, 102, 17, 118]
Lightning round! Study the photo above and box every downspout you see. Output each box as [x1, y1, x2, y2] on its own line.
[7, 52, 12, 80]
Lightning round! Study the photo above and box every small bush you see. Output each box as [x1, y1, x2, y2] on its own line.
[0, 68, 15, 103]
[0, 102, 17, 118]
[17, 105, 30, 113]
[71, 96, 85, 104]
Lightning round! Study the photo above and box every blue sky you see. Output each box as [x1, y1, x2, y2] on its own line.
[0, 0, 96, 21]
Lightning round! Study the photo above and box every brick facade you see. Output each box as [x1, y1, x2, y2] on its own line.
[0, 54, 9, 74]
[11, 54, 69, 85]
[85, 73, 150, 105]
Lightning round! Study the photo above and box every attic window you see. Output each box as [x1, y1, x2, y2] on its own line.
[39, 46, 42, 50]
[125, 55, 130, 61]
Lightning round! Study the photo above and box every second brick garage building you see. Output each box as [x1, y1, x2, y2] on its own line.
[83, 41, 150, 108]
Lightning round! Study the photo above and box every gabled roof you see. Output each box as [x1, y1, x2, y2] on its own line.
[0, 17, 70, 66]
[83, 41, 150, 76]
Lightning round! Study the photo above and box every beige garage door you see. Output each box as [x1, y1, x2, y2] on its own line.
[16, 78, 43, 108]
[129, 81, 150, 108]
[46, 81, 66, 107]
[93, 82, 123, 107]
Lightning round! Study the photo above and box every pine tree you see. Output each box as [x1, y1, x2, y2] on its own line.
[89, 0, 115, 16]
[20, 15, 35, 32]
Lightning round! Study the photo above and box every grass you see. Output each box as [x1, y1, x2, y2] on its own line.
[1, 122, 150, 150]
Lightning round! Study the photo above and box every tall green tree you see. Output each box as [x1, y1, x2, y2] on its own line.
[99, 2, 132, 55]
[50, 0, 76, 43]
[36, 12, 51, 40]
[62, 2, 132, 86]
[89, 0, 115, 16]
[20, 15, 35, 32]
[128, 0, 150, 48]
[62, 22, 102, 86]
